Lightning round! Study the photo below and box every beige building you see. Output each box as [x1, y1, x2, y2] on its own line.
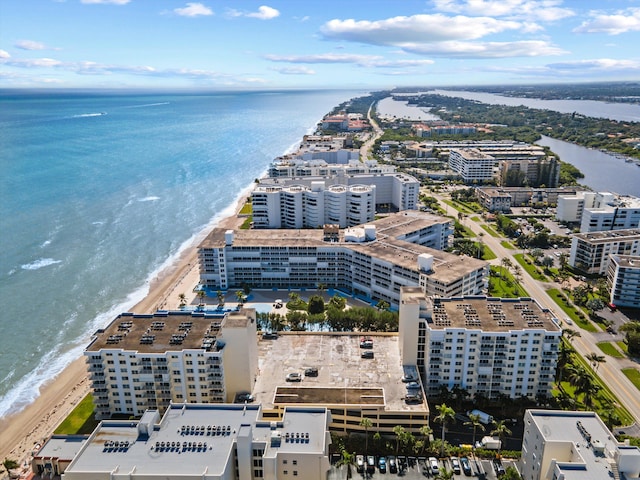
[520, 409, 640, 480]
[198, 211, 488, 307]
[58, 404, 332, 480]
[569, 228, 640, 275]
[85, 309, 258, 419]
[399, 287, 561, 400]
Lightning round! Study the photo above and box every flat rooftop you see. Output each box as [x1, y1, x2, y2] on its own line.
[64, 405, 329, 477]
[527, 410, 631, 480]
[252, 333, 428, 415]
[86, 310, 252, 353]
[573, 228, 640, 243]
[35, 435, 87, 461]
[429, 296, 561, 332]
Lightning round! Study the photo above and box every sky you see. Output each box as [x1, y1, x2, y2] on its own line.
[1, 0, 640, 90]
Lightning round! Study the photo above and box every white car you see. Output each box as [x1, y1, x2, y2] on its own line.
[285, 372, 301, 382]
[428, 457, 439, 474]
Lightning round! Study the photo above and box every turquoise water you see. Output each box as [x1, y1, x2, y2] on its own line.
[0, 89, 359, 417]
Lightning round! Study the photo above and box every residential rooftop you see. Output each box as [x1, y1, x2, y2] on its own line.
[573, 228, 640, 243]
[86, 309, 253, 353]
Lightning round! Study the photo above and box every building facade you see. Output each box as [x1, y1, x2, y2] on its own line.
[608, 254, 640, 308]
[399, 288, 561, 400]
[59, 404, 332, 480]
[569, 228, 640, 275]
[520, 409, 640, 480]
[557, 191, 640, 232]
[448, 148, 499, 183]
[85, 309, 258, 419]
[199, 212, 488, 307]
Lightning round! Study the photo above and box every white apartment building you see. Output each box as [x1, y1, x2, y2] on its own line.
[569, 228, 640, 275]
[57, 404, 332, 480]
[399, 288, 561, 400]
[252, 183, 375, 229]
[448, 148, 499, 182]
[253, 171, 419, 229]
[557, 191, 640, 232]
[520, 409, 640, 480]
[268, 159, 394, 178]
[85, 309, 258, 419]
[608, 254, 640, 308]
[199, 212, 488, 307]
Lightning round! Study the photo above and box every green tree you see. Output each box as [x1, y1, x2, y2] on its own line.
[434, 403, 456, 457]
[490, 420, 512, 454]
[216, 290, 225, 307]
[393, 425, 406, 454]
[585, 352, 606, 372]
[197, 290, 206, 307]
[336, 449, 355, 479]
[235, 290, 246, 305]
[329, 295, 347, 310]
[465, 413, 485, 454]
[436, 467, 455, 480]
[360, 417, 373, 463]
[307, 295, 326, 315]
[563, 328, 581, 344]
[178, 293, 187, 308]
[2, 458, 20, 477]
[503, 466, 523, 480]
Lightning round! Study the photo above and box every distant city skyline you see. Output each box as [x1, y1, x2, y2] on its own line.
[2, 0, 640, 89]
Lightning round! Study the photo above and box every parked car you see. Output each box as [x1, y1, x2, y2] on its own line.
[405, 381, 420, 390]
[360, 337, 373, 348]
[388, 456, 397, 474]
[356, 455, 365, 473]
[285, 372, 302, 382]
[367, 455, 376, 474]
[493, 459, 506, 477]
[262, 332, 278, 339]
[460, 456, 472, 476]
[404, 393, 422, 404]
[304, 367, 318, 377]
[236, 392, 254, 403]
[428, 457, 439, 474]
[401, 373, 417, 383]
[378, 456, 387, 473]
[361, 351, 374, 359]
[450, 456, 461, 475]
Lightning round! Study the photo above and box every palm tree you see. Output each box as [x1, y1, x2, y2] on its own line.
[360, 417, 373, 464]
[216, 290, 225, 307]
[490, 420, 512, 454]
[393, 425, 406, 455]
[336, 449, 355, 479]
[3, 458, 19, 477]
[436, 467, 455, 480]
[500, 257, 513, 279]
[563, 328, 581, 343]
[434, 403, 456, 457]
[585, 352, 606, 372]
[465, 413, 485, 454]
[178, 293, 187, 308]
[235, 290, 246, 305]
[197, 290, 206, 308]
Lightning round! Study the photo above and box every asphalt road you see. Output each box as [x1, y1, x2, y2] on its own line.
[431, 192, 640, 426]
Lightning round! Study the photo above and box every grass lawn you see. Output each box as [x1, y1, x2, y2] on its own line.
[471, 216, 481, 222]
[546, 288, 598, 332]
[622, 368, 640, 391]
[500, 241, 515, 250]
[457, 223, 476, 238]
[513, 254, 548, 281]
[442, 199, 478, 214]
[483, 245, 497, 260]
[239, 202, 252, 215]
[596, 341, 624, 358]
[489, 266, 528, 298]
[240, 216, 253, 229]
[54, 394, 99, 435]
[481, 224, 501, 238]
[617, 341, 629, 354]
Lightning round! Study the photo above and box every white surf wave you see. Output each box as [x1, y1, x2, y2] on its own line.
[70, 112, 107, 118]
[138, 196, 160, 202]
[21, 258, 62, 270]
[124, 102, 170, 109]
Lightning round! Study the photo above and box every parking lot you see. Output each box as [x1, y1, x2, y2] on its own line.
[328, 455, 518, 480]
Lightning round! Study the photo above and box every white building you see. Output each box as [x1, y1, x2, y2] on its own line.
[399, 288, 561, 400]
[58, 404, 332, 480]
[199, 212, 488, 307]
[448, 148, 499, 183]
[253, 171, 419, 229]
[520, 409, 640, 480]
[569, 228, 640, 275]
[252, 183, 375, 229]
[557, 192, 640, 232]
[608, 254, 640, 308]
[268, 159, 394, 178]
[85, 309, 258, 419]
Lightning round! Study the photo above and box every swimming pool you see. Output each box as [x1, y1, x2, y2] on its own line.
[248, 302, 275, 314]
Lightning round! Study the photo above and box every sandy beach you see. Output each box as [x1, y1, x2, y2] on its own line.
[0, 199, 247, 475]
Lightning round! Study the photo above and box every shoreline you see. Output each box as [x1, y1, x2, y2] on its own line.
[0, 193, 248, 469]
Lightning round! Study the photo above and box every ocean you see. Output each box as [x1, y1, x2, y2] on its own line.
[0, 89, 359, 418]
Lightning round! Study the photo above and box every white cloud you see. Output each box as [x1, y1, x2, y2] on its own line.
[271, 66, 316, 75]
[573, 8, 640, 35]
[320, 14, 522, 45]
[174, 2, 213, 17]
[228, 5, 280, 20]
[404, 40, 567, 58]
[0, 50, 10, 59]
[431, 0, 574, 22]
[265, 53, 435, 68]
[15, 40, 46, 50]
[81, 0, 131, 4]
[547, 58, 640, 71]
